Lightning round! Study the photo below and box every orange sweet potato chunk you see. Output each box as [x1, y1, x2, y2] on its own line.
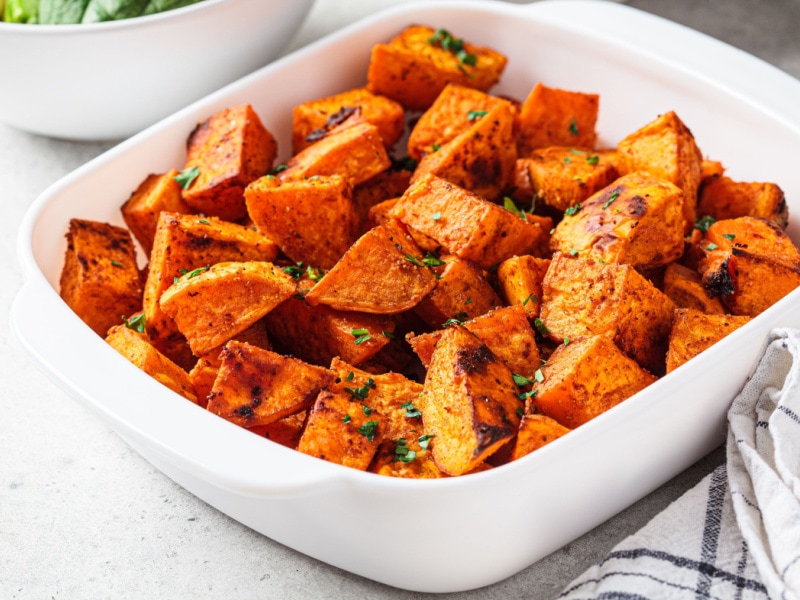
[59, 219, 143, 337]
[121, 169, 193, 256]
[663, 262, 726, 315]
[367, 25, 507, 111]
[516, 83, 599, 156]
[245, 174, 359, 270]
[420, 325, 523, 476]
[181, 104, 277, 221]
[665, 308, 750, 373]
[550, 171, 686, 270]
[697, 174, 788, 228]
[291, 87, 405, 154]
[495, 255, 550, 317]
[206, 341, 333, 428]
[510, 414, 571, 461]
[304, 221, 437, 314]
[352, 168, 413, 228]
[159, 261, 296, 356]
[390, 174, 550, 269]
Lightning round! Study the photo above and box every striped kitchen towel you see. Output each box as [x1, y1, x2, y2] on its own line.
[560, 329, 800, 600]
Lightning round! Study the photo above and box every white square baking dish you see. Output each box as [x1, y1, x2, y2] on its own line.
[11, 0, 800, 593]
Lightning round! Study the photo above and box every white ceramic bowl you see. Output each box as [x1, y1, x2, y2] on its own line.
[0, 0, 315, 140]
[11, 0, 800, 593]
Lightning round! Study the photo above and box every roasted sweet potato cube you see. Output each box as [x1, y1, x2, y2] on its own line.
[188, 358, 217, 408]
[265, 286, 395, 367]
[516, 83, 599, 156]
[390, 174, 551, 269]
[292, 87, 405, 154]
[245, 174, 359, 270]
[411, 100, 517, 200]
[159, 261, 296, 356]
[420, 325, 523, 476]
[304, 221, 438, 313]
[181, 104, 277, 221]
[510, 414, 571, 461]
[697, 174, 788, 228]
[541, 253, 675, 374]
[698, 216, 800, 317]
[412, 255, 501, 328]
[531, 335, 657, 427]
[106, 324, 196, 403]
[407, 84, 516, 160]
[616, 111, 703, 234]
[353, 168, 413, 227]
[206, 341, 333, 428]
[365, 198, 401, 231]
[521, 147, 619, 213]
[408, 305, 541, 380]
[279, 118, 391, 188]
[247, 412, 308, 449]
[366, 25, 507, 111]
[59, 219, 143, 337]
[121, 169, 192, 256]
[701, 159, 725, 180]
[665, 308, 750, 373]
[550, 171, 686, 270]
[663, 263, 726, 315]
[495, 255, 550, 317]
[297, 386, 384, 470]
[143, 212, 279, 367]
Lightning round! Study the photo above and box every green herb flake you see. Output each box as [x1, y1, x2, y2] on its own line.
[564, 202, 582, 216]
[431, 143, 442, 153]
[391, 438, 417, 463]
[568, 117, 579, 137]
[362, 405, 373, 416]
[428, 28, 477, 66]
[197, 219, 210, 225]
[465, 298, 473, 305]
[533, 317, 550, 336]
[422, 252, 446, 268]
[173, 167, 200, 190]
[271, 163, 288, 174]
[404, 253, 425, 267]
[344, 378, 376, 401]
[518, 389, 538, 401]
[345, 371, 355, 382]
[431, 212, 442, 222]
[442, 312, 468, 327]
[306, 265, 324, 282]
[564, 337, 570, 347]
[401, 401, 422, 419]
[343, 414, 352, 424]
[569, 249, 579, 256]
[121, 314, 146, 333]
[513, 373, 534, 387]
[187, 266, 210, 279]
[602, 190, 620, 209]
[706, 242, 719, 251]
[586, 154, 600, 165]
[418, 433, 435, 450]
[534, 368, 544, 383]
[358, 420, 380, 442]
[282, 262, 306, 278]
[350, 328, 373, 345]
[723, 233, 736, 241]
[564, 156, 572, 164]
[695, 215, 716, 233]
[516, 407, 524, 418]
[110, 260, 122, 267]
[467, 110, 488, 121]
[521, 294, 539, 306]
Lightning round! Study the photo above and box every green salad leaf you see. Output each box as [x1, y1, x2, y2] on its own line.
[3, 0, 204, 23]
[4, 0, 40, 23]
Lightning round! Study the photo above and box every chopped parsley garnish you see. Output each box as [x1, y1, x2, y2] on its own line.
[345, 371, 355, 382]
[294, 290, 309, 300]
[343, 414, 352, 424]
[422, 252, 446, 268]
[569, 249, 579, 256]
[418, 433, 435, 450]
[401, 401, 422, 419]
[602, 190, 620, 209]
[564, 337, 570, 347]
[586, 154, 600, 165]
[522, 294, 538, 306]
[443, 312, 468, 327]
[564, 156, 572, 164]
[306, 265, 324, 282]
[431, 143, 442, 153]
[534, 368, 545, 383]
[431, 212, 442, 222]
[282, 262, 306, 278]
[391, 438, 416, 463]
[695, 215, 716, 232]
[358, 420, 380, 441]
[362, 405, 373, 416]
[513, 373, 534, 387]
[428, 28, 477, 66]
[344, 378, 376, 401]
[467, 110, 488, 121]
[503, 196, 532, 221]
[121, 313, 146, 333]
[271, 163, 288, 174]
[404, 253, 425, 267]
[350, 329, 372, 345]
[518, 389, 538, 401]
[173, 167, 200, 189]
[564, 202, 582, 216]
[110, 260, 122, 267]
[533, 317, 550, 336]
[706, 242, 719, 251]
[723, 233, 736, 241]
[382, 330, 396, 339]
[568, 117, 579, 136]
[174, 265, 210, 283]
[197, 219, 210, 225]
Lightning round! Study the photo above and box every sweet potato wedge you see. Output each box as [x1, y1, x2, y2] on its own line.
[181, 104, 277, 221]
[59, 219, 143, 337]
[697, 174, 788, 228]
[665, 308, 750, 373]
[206, 341, 334, 428]
[366, 25, 507, 111]
[510, 414, 571, 461]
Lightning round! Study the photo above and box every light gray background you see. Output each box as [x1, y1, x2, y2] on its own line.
[3, 1, 799, 598]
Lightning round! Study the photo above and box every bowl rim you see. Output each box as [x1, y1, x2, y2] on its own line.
[0, 0, 231, 33]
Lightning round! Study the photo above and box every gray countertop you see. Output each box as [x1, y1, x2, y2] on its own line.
[2, 1, 798, 598]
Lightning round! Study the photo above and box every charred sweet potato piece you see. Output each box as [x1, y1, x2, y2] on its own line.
[245, 174, 359, 270]
[419, 325, 523, 476]
[665, 308, 750, 373]
[516, 83, 599, 156]
[411, 100, 517, 200]
[531, 334, 657, 428]
[143, 212, 279, 367]
[521, 147, 619, 213]
[409, 305, 541, 381]
[291, 87, 405, 154]
[206, 341, 333, 428]
[663, 262, 726, 315]
[540, 253, 675, 374]
[616, 111, 703, 234]
[265, 281, 395, 367]
[304, 221, 438, 314]
[366, 25, 507, 111]
[106, 324, 196, 403]
[296, 386, 384, 470]
[510, 414, 571, 461]
[697, 174, 788, 228]
[181, 104, 277, 221]
[413, 255, 501, 329]
[121, 169, 193, 256]
[550, 171, 686, 270]
[698, 216, 800, 316]
[407, 84, 516, 160]
[159, 261, 296, 356]
[279, 118, 391, 188]
[59, 219, 143, 337]
[390, 174, 551, 269]
[495, 255, 550, 317]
